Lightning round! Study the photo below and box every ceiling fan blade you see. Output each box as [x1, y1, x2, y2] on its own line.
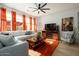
[38, 4, 41, 9]
[41, 8, 50, 10]
[40, 3, 47, 8]
[29, 7, 37, 9]
[40, 9, 46, 13]
[32, 9, 38, 12]
[35, 3, 38, 7]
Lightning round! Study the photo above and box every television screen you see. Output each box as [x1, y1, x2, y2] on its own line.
[45, 23, 56, 31]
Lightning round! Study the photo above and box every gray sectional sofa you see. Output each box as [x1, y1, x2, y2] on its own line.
[0, 31, 37, 56]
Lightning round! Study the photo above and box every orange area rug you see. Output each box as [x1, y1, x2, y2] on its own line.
[29, 39, 59, 56]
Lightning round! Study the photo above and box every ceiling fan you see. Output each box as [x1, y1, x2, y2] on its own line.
[29, 3, 50, 14]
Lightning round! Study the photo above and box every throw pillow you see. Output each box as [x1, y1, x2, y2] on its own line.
[0, 35, 16, 46]
[25, 31, 34, 35]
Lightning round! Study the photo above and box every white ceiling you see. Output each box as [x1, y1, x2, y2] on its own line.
[3, 3, 79, 16]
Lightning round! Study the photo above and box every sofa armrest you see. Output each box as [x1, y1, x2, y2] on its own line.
[0, 41, 29, 56]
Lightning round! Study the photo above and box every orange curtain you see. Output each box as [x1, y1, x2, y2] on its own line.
[12, 11, 16, 31]
[1, 8, 6, 32]
[30, 17, 32, 30]
[34, 16, 36, 32]
[23, 15, 26, 30]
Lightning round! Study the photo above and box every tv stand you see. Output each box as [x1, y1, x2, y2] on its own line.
[42, 24, 59, 39]
[42, 30, 58, 39]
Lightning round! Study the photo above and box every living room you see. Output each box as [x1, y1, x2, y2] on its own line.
[0, 3, 79, 56]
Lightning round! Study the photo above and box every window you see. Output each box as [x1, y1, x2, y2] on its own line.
[32, 18, 34, 31]
[16, 15, 23, 31]
[6, 11, 12, 31]
[26, 17, 30, 30]
[26, 17, 35, 31]
[6, 12, 23, 31]
[0, 9, 36, 31]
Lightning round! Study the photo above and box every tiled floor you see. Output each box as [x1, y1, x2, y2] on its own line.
[53, 41, 79, 56]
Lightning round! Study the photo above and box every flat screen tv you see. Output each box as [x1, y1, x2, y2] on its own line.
[45, 23, 56, 31]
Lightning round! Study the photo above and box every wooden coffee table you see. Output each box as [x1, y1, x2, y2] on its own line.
[27, 37, 45, 49]
[27, 37, 37, 49]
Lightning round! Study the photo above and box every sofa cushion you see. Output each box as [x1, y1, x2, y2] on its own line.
[9, 31, 25, 37]
[15, 35, 31, 41]
[0, 35, 16, 46]
[0, 42, 3, 49]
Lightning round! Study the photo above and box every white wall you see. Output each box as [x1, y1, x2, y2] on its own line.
[41, 9, 79, 30]
[37, 8, 79, 43]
